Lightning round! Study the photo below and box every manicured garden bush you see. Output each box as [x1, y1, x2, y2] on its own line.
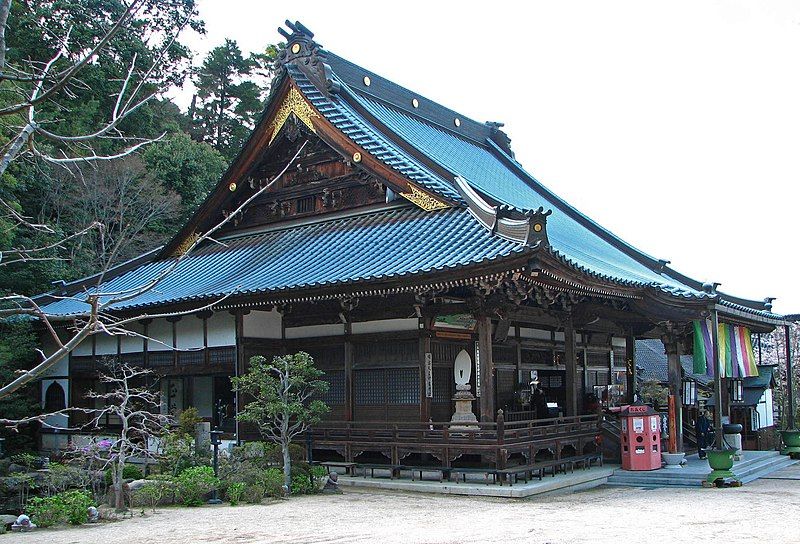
[104, 464, 143, 485]
[26, 489, 94, 527]
[226, 482, 246, 506]
[176, 466, 219, 506]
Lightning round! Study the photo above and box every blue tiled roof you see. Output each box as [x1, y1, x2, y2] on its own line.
[635, 339, 712, 386]
[39, 207, 527, 316]
[286, 65, 462, 204]
[340, 89, 706, 297]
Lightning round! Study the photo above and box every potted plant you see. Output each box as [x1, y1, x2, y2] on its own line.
[780, 429, 800, 458]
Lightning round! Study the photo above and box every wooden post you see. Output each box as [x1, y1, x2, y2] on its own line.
[668, 394, 678, 454]
[786, 324, 795, 429]
[344, 319, 354, 421]
[477, 316, 495, 421]
[233, 310, 245, 444]
[663, 332, 683, 453]
[419, 317, 431, 422]
[711, 309, 724, 449]
[564, 315, 578, 417]
[625, 331, 636, 404]
[515, 325, 522, 385]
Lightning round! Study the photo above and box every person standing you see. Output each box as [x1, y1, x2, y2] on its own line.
[696, 409, 712, 459]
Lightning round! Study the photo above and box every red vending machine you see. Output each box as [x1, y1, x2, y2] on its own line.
[620, 404, 662, 470]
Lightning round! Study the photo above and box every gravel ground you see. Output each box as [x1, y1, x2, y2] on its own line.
[12, 477, 800, 544]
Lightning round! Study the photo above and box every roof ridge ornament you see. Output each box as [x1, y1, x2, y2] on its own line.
[453, 176, 550, 247]
[277, 20, 341, 96]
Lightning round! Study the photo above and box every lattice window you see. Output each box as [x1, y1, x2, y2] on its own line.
[432, 367, 453, 404]
[209, 346, 236, 365]
[319, 370, 345, 405]
[120, 353, 143, 367]
[354, 369, 385, 405]
[496, 369, 517, 409]
[587, 351, 610, 367]
[178, 350, 205, 365]
[493, 345, 517, 364]
[148, 351, 173, 367]
[387, 368, 419, 404]
[296, 195, 315, 214]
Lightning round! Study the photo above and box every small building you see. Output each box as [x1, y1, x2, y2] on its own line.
[34, 22, 785, 468]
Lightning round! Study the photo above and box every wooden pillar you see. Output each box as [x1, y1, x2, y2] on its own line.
[786, 324, 795, 429]
[477, 316, 495, 422]
[344, 319, 354, 421]
[232, 310, 246, 444]
[711, 309, 724, 448]
[419, 317, 431, 422]
[515, 325, 522, 386]
[662, 333, 684, 453]
[564, 315, 578, 417]
[625, 331, 636, 403]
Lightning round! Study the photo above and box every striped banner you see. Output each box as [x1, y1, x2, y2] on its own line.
[692, 320, 758, 378]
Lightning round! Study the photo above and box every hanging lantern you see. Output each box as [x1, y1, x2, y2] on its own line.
[681, 378, 697, 406]
[729, 378, 744, 404]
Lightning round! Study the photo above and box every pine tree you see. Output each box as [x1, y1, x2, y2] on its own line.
[191, 39, 264, 161]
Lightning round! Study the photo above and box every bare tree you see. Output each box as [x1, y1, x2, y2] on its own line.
[0, 0, 192, 255]
[0, 140, 308, 401]
[79, 362, 169, 511]
[41, 157, 181, 273]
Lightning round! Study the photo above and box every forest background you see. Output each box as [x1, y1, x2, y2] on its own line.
[0, 0, 282, 450]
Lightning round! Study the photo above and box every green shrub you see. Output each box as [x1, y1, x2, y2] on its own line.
[26, 490, 94, 527]
[176, 466, 218, 506]
[26, 495, 65, 527]
[62, 490, 94, 525]
[226, 482, 246, 506]
[10, 452, 38, 470]
[132, 481, 170, 512]
[263, 467, 285, 498]
[105, 464, 144, 485]
[290, 473, 314, 495]
[178, 406, 202, 437]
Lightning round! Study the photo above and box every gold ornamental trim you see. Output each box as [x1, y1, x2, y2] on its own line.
[399, 185, 449, 212]
[172, 231, 200, 257]
[267, 87, 319, 144]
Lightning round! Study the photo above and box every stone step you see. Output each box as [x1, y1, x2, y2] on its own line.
[606, 452, 797, 487]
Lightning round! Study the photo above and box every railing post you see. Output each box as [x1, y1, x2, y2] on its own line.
[497, 409, 505, 446]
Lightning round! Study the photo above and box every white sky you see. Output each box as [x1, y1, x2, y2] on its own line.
[172, 0, 800, 314]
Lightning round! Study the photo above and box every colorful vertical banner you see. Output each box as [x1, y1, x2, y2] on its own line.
[692, 320, 758, 378]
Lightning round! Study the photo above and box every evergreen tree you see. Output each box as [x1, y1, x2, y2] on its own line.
[143, 132, 228, 220]
[191, 39, 264, 161]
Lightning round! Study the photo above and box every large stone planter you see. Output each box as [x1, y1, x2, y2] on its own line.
[661, 452, 685, 469]
[706, 449, 738, 484]
[780, 429, 800, 458]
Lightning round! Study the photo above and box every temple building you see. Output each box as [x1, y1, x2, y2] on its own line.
[35, 22, 786, 468]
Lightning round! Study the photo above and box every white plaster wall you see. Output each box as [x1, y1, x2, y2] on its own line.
[351, 318, 419, 334]
[519, 327, 551, 340]
[285, 323, 344, 339]
[148, 318, 173, 351]
[193, 376, 213, 417]
[207, 312, 235, 347]
[612, 337, 627, 348]
[176, 317, 205, 350]
[120, 323, 145, 353]
[243, 309, 282, 339]
[41, 378, 69, 429]
[39, 336, 69, 377]
[94, 331, 117, 356]
[72, 336, 93, 356]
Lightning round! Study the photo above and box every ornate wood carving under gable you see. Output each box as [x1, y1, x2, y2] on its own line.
[399, 184, 449, 212]
[267, 86, 320, 145]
